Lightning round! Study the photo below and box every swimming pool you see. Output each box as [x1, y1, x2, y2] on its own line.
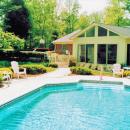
[0, 83, 130, 130]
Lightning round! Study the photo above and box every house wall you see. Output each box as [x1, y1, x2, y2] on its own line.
[73, 36, 127, 65]
[55, 44, 73, 55]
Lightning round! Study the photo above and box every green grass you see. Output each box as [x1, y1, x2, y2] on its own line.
[19, 61, 49, 67]
[0, 61, 10, 67]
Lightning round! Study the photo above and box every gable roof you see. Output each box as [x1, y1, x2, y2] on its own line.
[53, 30, 81, 43]
[99, 24, 130, 38]
[74, 23, 130, 38]
[53, 23, 130, 44]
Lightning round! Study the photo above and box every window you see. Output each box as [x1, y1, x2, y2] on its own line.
[86, 45, 94, 63]
[79, 33, 85, 37]
[108, 45, 117, 64]
[86, 27, 95, 37]
[98, 27, 107, 36]
[79, 45, 86, 62]
[109, 31, 119, 36]
[98, 44, 117, 64]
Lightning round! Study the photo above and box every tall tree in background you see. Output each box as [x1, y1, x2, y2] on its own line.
[25, 0, 57, 47]
[75, 14, 90, 29]
[125, 0, 130, 12]
[0, 0, 12, 28]
[63, 0, 79, 33]
[104, 0, 125, 26]
[4, 0, 31, 40]
[89, 12, 103, 24]
[1, 0, 130, 50]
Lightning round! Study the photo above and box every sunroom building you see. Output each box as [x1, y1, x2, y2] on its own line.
[53, 23, 130, 65]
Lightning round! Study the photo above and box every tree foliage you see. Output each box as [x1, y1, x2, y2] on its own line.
[104, 0, 130, 26]
[4, 0, 31, 39]
[0, 30, 24, 50]
[0, 0, 12, 28]
[63, 0, 80, 33]
[24, 0, 57, 47]
[0, 0, 130, 50]
[104, 0, 125, 26]
[126, 1, 130, 12]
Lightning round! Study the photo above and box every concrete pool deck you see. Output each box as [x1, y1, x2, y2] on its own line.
[0, 68, 130, 106]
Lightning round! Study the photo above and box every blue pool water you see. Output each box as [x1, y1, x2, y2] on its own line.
[0, 83, 130, 130]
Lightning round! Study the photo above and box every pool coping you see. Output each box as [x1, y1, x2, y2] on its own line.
[0, 79, 126, 108]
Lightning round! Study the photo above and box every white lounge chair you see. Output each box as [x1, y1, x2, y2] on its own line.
[112, 64, 124, 78]
[11, 61, 27, 79]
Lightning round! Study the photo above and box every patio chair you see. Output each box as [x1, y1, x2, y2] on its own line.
[112, 64, 124, 78]
[11, 61, 27, 79]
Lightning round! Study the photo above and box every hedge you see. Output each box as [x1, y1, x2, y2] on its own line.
[21, 64, 47, 74]
[70, 67, 92, 75]
[0, 50, 48, 62]
[48, 63, 58, 68]
[79, 63, 113, 72]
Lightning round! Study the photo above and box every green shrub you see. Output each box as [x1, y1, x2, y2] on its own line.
[46, 67, 55, 72]
[0, 74, 3, 82]
[48, 63, 58, 68]
[123, 71, 130, 77]
[69, 57, 76, 67]
[70, 67, 92, 75]
[105, 65, 113, 72]
[0, 68, 13, 74]
[69, 60, 76, 67]
[21, 64, 47, 74]
[80, 63, 86, 67]
[91, 64, 97, 70]
[85, 63, 92, 68]
[0, 31, 24, 50]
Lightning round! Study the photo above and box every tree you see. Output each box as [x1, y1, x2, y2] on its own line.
[125, 0, 130, 12]
[4, 0, 31, 39]
[24, 0, 57, 47]
[75, 14, 90, 29]
[0, 30, 24, 50]
[104, 0, 125, 26]
[0, 0, 12, 28]
[62, 0, 80, 33]
[89, 12, 103, 24]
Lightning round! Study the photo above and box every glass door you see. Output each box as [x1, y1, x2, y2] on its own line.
[98, 45, 106, 64]
[86, 44, 94, 63]
[108, 45, 117, 64]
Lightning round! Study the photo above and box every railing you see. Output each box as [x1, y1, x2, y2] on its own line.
[46, 51, 72, 67]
